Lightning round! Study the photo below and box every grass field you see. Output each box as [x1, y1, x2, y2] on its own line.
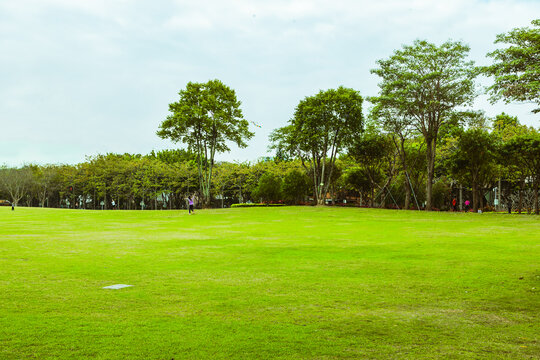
[0, 206, 539, 359]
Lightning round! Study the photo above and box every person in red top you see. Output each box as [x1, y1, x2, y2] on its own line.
[452, 198, 457, 211]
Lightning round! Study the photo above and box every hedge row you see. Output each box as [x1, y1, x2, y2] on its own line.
[231, 203, 287, 208]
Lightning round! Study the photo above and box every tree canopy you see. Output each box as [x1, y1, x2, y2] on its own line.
[370, 39, 477, 210]
[269, 86, 363, 205]
[482, 19, 540, 113]
[157, 79, 254, 206]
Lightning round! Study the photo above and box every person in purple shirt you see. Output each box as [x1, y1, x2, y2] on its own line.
[464, 199, 470, 212]
[188, 196, 194, 214]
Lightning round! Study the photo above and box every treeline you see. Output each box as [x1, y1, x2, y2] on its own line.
[0, 150, 307, 210]
[1, 114, 539, 213]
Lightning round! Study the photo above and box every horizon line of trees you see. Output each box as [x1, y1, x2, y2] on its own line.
[1, 113, 539, 214]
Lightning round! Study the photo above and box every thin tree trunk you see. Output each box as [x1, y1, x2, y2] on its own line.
[459, 185, 463, 211]
[404, 179, 411, 210]
[535, 180, 539, 215]
[498, 178, 502, 211]
[425, 138, 435, 211]
[472, 182, 478, 213]
[518, 179, 523, 214]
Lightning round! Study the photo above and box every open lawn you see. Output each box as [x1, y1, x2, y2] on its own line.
[0, 207, 539, 359]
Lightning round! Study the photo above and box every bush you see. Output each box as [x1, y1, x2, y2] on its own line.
[231, 203, 286, 208]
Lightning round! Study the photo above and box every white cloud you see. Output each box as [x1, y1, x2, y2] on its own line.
[0, 0, 539, 166]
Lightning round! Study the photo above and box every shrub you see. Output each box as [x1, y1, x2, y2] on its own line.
[231, 203, 286, 208]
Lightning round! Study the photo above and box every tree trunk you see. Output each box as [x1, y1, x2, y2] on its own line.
[472, 182, 478, 213]
[518, 179, 523, 214]
[404, 178, 411, 210]
[498, 178, 502, 211]
[535, 180, 539, 215]
[425, 138, 435, 211]
[459, 185, 463, 211]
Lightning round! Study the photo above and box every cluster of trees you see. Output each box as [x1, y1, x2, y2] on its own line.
[2, 117, 538, 213]
[2, 20, 539, 213]
[0, 151, 308, 210]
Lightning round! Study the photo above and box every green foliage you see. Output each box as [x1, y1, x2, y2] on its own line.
[230, 203, 286, 208]
[446, 129, 498, 211]
[342, 166, 371, 203]
[431, 177, 452, 211]
[157, 79, 254, 205]
[0, 167, 33, 205]
[371, 39, 477, 210]
[148, 149, 197, 165]
[501, 131, 540, 213]
[491, 112, 531, 141]
[348, 131, 392, 206]
[269, 86, 363, 205]
[281, 169, 310, 204]
[252, 173, 282, 203]
[482, 19, 540, 113]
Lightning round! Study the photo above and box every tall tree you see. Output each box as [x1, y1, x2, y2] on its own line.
[370, 105, 418, 209]
[481, 19, 540, 113]
[157, 79, 254, 206]
[370, 40, 477, 210]
[269, 87, 363, 205]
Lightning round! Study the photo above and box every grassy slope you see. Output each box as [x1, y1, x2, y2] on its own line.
[0, 207, 538, 359]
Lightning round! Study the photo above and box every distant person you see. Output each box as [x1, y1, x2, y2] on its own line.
[452, 198, 457, 212]
[507, 197, 512, 214]
[464, 199, 470, 212]
[188, 196, 194, 215]
[11, 203, 14, 211]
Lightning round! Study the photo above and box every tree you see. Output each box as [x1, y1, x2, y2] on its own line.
[212, 162, 237, 207]
[33, 165, 60, 207]
[281, 169, 309, 204]
[343, 166, 372, 206]
[492, 112, 531, 141]
[370, 105, 419, 209]
[370, 40, 477, 210]
[447, 129, 498, 212]
[253, 173, 282, 203]
[501, 132, 540, 214]
[269, 87, 363, 205]
[349, 131, 392, 207]
[482, 19, 540, 113]
[157, 79, 254, 206]
[0, 167, 33, 206]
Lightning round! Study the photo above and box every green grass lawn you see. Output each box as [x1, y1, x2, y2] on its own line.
[0, 207, 539, 359]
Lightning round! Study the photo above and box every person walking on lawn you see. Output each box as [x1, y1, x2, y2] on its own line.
[188, 196, 194, 215]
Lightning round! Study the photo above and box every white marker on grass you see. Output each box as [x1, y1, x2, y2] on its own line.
[103, 284, 133, 290]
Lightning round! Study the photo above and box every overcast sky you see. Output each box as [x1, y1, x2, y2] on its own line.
[1, 0, 539, 166]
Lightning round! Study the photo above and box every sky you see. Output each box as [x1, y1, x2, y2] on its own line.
[1, 0, 539, 166]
